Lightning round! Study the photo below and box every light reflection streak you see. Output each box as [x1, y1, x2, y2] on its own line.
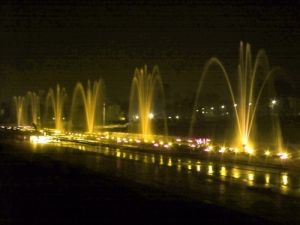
[144, 156, 148, 163]
[177, 164, 182, 172]
[247, 173, 254, 185]
[282, 173, 288, 186]
[265, 174, 270, 185]
[232, 168, 240, 179]
[167, 158, 172, 167]
[208, 165, 213, 175]
[159, 156, 164, 165]
[220, 166, 227, 176]
[151, 156, 155, 163]
[43, 137, 297, 195]
[281, 173, 289, 194]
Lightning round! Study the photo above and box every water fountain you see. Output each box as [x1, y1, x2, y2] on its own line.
[190, 42, 284, 152]
[45, 85, 67, 131]
[13, 96, 25, 126]
[27, 92, 40, 126]
[70, 80, 104, 133]
[128, 65, 168, 140]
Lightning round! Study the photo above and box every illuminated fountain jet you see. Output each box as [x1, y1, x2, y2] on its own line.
[128, 65, 168, 139]
[27, 91, 40, 126]
[190, 42, 284, 152]
[70, 80, 104, 133]
[13, 96, 25, 126]
[46, 85, 67, 132]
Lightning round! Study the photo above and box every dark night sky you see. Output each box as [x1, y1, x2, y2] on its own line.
[0, 0, 299, 103]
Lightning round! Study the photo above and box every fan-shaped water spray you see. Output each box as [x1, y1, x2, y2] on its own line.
[128, 65, 168, 139]
[190, 42, 283, 151]
[45, 85, 67, 131]
[70, 80, 104, 133]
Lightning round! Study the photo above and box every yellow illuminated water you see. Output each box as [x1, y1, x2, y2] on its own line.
[190, 42, 284, 152]
[27, 92, 40, 126]
[265, 174, 270, 185]
[232, 168, 240, 179]
[128, 65, 168, 139]
[46, 85, 67, 131]
[151, 156, 155, 163]
[70, 80, 104, 133]
[47, 140, 299, 198]
[167, 158, 172, 167]
[208, 165, 214, 175]
[282, 173, 288, 186]
[159, 156, 164, 165]
[14, 96, 25, 126]
[220, 166, 227, 176]
[247, 172, 255, 186]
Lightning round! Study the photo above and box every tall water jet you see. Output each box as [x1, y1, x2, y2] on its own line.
[13, 96, 25, 126]
[70, 80, 104, 133]
[27, 92, 40, 126]
[45, 85, 67, 131]
[190, 42, 283, 151]
[128, 65, 168, 139]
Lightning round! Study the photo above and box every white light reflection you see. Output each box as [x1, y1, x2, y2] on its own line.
[208, 165, 214, 175]
[282, 173, 288, 186]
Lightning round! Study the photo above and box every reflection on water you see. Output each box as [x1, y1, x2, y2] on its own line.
[265, 174, 270, 185]
[247, 173, 254, 186]
[232, 168, 240, 179]
[28, 141, 300, 224]
[281, 173, 289, 194]
[151, 156, 155, 163]
[159, 156, 164, 165]
[167, 158, 172, 167]
[78, 145, 86, 151]
[44, 141, 299, 198]
[282, 173, 288, 186]
[208, 165, 214, 176]
[177, 164, 182, 172]
[220, 166, 226, 177]
[144, 156, 148, 163]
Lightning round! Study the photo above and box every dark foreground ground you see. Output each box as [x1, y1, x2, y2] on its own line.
[0, 141, 282, 225]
